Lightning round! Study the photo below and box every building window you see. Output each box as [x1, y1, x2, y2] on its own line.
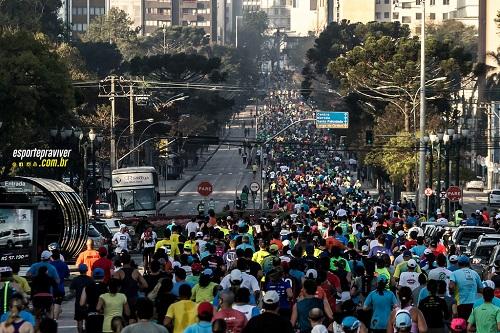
[375, 12, 381, 19]
[430, 0, 435, 5]
[401, 2, 411, 8]
[415, 26, 421, 34]
[416, 12, 421, 20]
[146, 8, 158, 14]
[443, 0, 449, 4]
[145, 20, 157, 26]
[89, 7, 94, 15]
[159, 20, 171, 26]
[384, 0, 389, 3]
[384, 12, 389, 18]
[429, 12, 435, 20]
[72, 7, 77, 15]
[416, 0, 421, 4]
[393, 12, 399, 19]
[443, 12, 448, 19]
[159, 8, 171, 14]
[310, 0, 317, 10]
[402, 16, 411, 23]
[82, 7, 87, 15]
[376, 0, 380, 4]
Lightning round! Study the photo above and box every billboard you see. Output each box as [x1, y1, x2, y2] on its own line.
[315, 111, 349, 129]
[0, 206, 37, 266]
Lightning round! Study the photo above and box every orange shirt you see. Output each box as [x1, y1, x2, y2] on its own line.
[76, 249, 100, 276]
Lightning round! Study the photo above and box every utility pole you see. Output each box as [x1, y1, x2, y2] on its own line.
[129, 81, 135, 166]
[417, 0, 427, 212]
[99, 77, 149, 171]
[110, 76, 116, 170]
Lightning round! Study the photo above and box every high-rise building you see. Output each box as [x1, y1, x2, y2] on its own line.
[63, 0, 217, 40]
[63, 0, 106, 36]
[289, 0, 330, 37]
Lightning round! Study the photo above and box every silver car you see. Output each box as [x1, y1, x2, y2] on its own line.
[0, 229, 31, 249]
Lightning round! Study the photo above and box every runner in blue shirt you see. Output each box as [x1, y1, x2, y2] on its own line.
[363, 276, 398, 332]
[449, 255, 483, 320]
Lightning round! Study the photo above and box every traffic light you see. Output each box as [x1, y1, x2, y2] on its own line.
[365, 130, 373, 145]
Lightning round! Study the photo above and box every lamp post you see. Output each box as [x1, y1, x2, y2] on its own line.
[435, 131, 444, 212]
[136, 121, 171, 166]
[457, 128, 470, 187]
[89, 129, 97, 214]
[116, 118, 154, 166]
[443, 132, 451, 214]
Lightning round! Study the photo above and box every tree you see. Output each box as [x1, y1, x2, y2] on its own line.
[364, 132, 418, 189]
[141, 26, 210, 56]
[0, 29, 75, 174]
[0, 0, 64, 39]
[75, 42, 123, 77]
[127, 53, 223, 82]
[82, 8, 141, 60]
[55, 42, 92, 80]
[238, 11, 268, 62]
[328, 28, 474, 131]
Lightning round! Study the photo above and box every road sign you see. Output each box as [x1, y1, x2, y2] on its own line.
[446, 186, 462, 202]
[440, 191, 446, 199]
[197, 181, 213, 196]
[315, 111, 349, 129]
[424, 188, 433, 196]
[250, 182, 260, 193]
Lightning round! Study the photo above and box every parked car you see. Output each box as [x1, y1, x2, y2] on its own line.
[466, 180, 485, 191]
[489, 189, 500, 206]
[0, 229, 31, 249]
[485, 244, 500, 277]
[469, 234, 500, 276]
[87, 225, 106, 249]
[449, 226, 496, 254]
[88, 202, 113, 218]
[91, 219, 113, 240]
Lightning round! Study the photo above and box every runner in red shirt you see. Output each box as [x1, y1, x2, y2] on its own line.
[212, 290, 247, 333]
[91, 247, 114, 283]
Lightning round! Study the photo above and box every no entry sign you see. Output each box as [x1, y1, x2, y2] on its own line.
[197, 181, 213, 196]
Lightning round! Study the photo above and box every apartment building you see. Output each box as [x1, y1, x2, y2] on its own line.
[390, 0, 479, 35]
[289, 0, 330, 36]
[64, 0, 216, 39]
[64, 0, 106, 36]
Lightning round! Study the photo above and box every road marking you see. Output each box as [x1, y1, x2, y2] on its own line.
[228, 172, 233, 175]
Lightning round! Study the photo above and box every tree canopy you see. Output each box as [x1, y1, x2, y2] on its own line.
[0, 29, 75, 173]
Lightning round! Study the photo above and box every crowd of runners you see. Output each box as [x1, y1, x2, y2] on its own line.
[2, 95, 500, 333]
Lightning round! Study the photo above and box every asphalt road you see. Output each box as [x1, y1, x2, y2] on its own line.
[160, 110, 261, 215]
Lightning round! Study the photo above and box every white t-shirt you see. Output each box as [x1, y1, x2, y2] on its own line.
[185, 221, 199, 235]
[219, 272, 260, 293]
[398, 271, 420, 291]
[428, 266, 451, 293]
[112, 232, 131, 252]
[232, 304, 259, 321]
[311, 324, 329, 333]
[141, 231, 157, 248]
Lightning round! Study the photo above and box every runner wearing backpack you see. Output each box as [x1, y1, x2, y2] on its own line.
[261, 245, 280, 275]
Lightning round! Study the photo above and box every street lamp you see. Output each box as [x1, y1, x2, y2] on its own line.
[136, 121, 171, 166]
[116, 118, 154, 149]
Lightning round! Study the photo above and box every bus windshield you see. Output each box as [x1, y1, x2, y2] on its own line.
[114, 188, 156, 212]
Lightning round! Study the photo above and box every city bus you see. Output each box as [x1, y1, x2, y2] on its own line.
[111, 167, 159, 217]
